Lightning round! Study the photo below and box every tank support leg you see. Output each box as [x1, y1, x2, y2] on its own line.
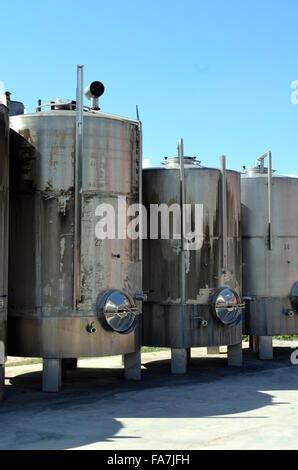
[207, 347, 220, 354]
[124, 349, 141, 381]
[258, 336, 273, 360]
[171, 348, 187, 374]
[43, 358, 62, 393]
[249, 335, 254, 350]
[0, 365, 4, 400]
[227, 342, 243, 367]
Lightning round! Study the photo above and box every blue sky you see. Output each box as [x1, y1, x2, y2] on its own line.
[1, 0, 298, 173]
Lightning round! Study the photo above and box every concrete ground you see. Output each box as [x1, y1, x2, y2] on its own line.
[0, 340, 298, 450]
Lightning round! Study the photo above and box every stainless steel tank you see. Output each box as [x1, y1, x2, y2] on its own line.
[0, 103, 9, 399]
[142, 140, 244, 373]
[8, 69, 143, 391]
[242, 152, 298, 359]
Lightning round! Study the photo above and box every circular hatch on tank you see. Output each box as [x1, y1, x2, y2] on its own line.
[211, 287, 244, 326]
[97, 289, 139, 333]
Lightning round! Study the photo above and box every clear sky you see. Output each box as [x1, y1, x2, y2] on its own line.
[1, 0, 298, 173]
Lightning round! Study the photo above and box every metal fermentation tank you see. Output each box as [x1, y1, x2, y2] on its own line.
[242, 152, 298, 359]
[8, 67, 143, 391]
[142, 140, 244, 373]
[0, 103, 9, 399]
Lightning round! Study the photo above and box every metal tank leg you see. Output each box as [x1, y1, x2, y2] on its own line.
[207, 347, 220, 354]
[258, 336, 273, 360]
[43, 358, 62, 392]
[171, 348, 187, 374]
[124, 349, 141, 381]
[0, 365, 4, 400]
[227, 342, 243, 367]
[249, 335, 254, 350]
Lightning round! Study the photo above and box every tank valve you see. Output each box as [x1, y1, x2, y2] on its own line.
[193, 316, 208, 327]
[285, 309, 295, 317]
[86, 322, 97, 334]
[194, 317, 208, 327]
[134, 291, 148, 302]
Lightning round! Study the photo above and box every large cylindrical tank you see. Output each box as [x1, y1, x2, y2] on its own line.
[0, 103, 9, 398]
[8, 104, 142, 390]
[142, 148, 243, 373]
[242, 155, 298, 358]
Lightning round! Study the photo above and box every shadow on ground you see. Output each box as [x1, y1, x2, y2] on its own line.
[0, 346, 297, 449]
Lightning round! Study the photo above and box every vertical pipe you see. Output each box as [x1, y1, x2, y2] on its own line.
[221, 155, 228, 273]
[178, 138, 186, 309]
[257, 151, 272, 251]
[138, 121, 143, 262]
[90, 97, 99, 111]
[267, 151, 272, 250]
[0, 104, 9, 399]
[73, 65, 84, 310]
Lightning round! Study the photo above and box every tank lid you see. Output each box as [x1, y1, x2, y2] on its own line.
[161, 155, 202, 168]
[242, 166, 275, 176]
[242, 166, 269, 175]
[242, 151, 276, 177]
[43, 99, 76, 110]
